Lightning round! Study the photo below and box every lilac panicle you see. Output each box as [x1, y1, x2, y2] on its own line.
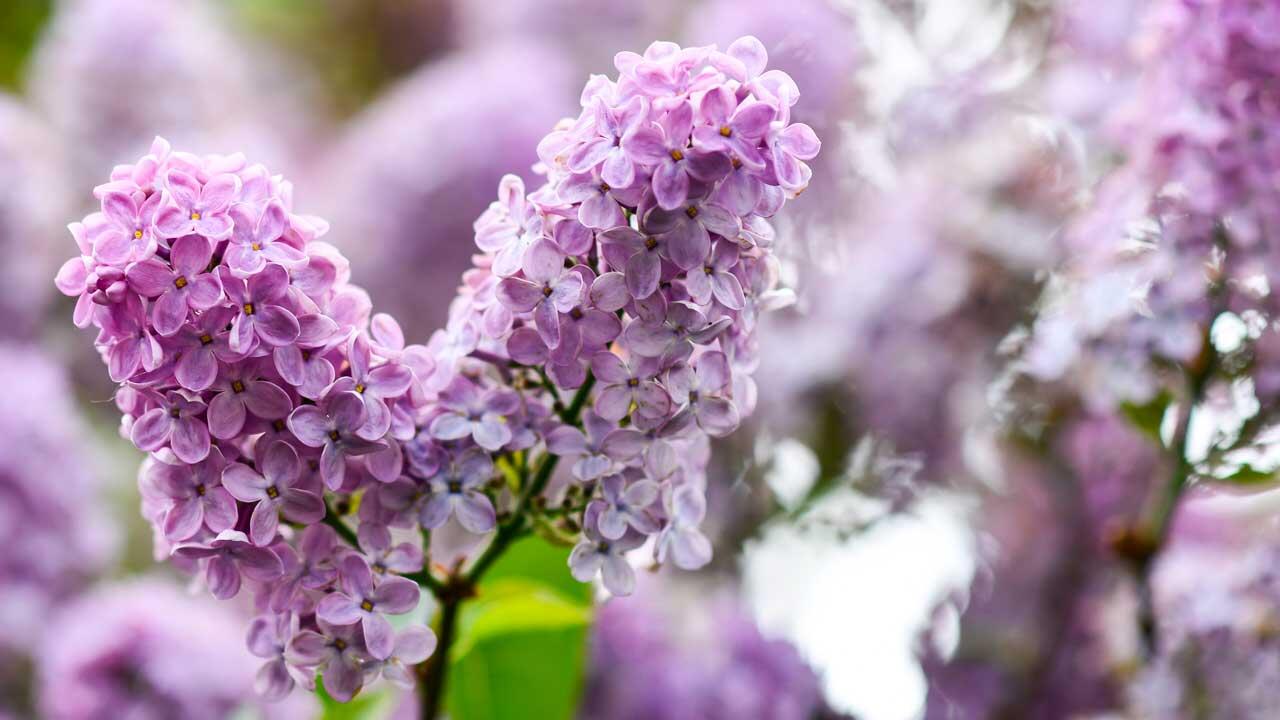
[60, 35, 818, 704]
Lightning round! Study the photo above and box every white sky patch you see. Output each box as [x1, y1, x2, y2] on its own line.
[741, 493, 976, 720]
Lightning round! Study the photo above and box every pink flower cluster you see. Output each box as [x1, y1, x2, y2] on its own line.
[58, 35, 818, 704]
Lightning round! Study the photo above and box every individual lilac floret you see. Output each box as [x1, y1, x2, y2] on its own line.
[418, 448, 497, 533]
[569, 507, 646, 597]
[130, 390, 212, 463]
[154, 170, 241, 238]
[222, 442, 326, 546]
[247, 613, 307, 700]
[288, 391, 387, 490]
[286, 620, 371, 703]
[316, 555, 420, 660]
[150, 447, 236, 542]
[173, 529, 283, 600]
[364, 626, 438, 690]
[93, 190, 162, 265]
[226, 200, 307, 277]
[428, 376, 520, 451]
[656, 483, 713, 570]
[546, 411, 645, 482]
[593, 474, 660, 539]
[497, 238, 586, 348]
[206, 360, 293, 440]
[222, 263, 301, 353]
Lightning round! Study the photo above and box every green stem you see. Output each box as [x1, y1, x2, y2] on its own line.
[416, 373, 596, 719]
[321, 503, 360, 549]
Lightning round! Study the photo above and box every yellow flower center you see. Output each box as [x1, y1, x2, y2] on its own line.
[669, 148, 684, 162]
[174, 276, 188, 289]
[243, 303, 255, 316]
[199, 333, 213, 346]
[685, 205, 699, 219]
[190, 211, 201, 221]
[719, 125, 732, 137]
[134, 229, 143, 239]
[354, 383, 366, 394]
[251, 242, 262, 251]
[231, 380, 246, 394]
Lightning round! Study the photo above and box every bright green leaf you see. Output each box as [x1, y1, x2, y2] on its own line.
[475, 535, 592, 607]
[1121, 390, 1174, 445]
[447, 581, 592, 720]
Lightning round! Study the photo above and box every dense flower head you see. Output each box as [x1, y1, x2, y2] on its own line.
[60, 35, 818, 704]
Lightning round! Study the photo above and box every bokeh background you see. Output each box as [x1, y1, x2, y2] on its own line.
[5, 0, 1276, 718]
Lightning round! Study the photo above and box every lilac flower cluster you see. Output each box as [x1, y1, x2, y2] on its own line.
[57, 137, 433, 702]
[423, 36, 817, 594]
[60, 35, 817, 704]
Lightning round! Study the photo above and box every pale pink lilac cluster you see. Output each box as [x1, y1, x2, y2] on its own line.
[58, 35, 818, 704]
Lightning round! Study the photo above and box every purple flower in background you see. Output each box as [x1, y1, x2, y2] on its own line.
[288, 391, 386, 490]
[316, 554, 420, 660]
[39, 579, 305, 720]
[222, 442, 325, 546]
[270, 524, 339, 613]
[154, 170, 241, 238]
[246, 613, 306, 700]
[582, 576, 823, 720]
[173, 529, 283, 600]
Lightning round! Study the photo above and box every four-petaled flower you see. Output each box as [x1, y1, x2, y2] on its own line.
[130, 389, 212, 463]
[222, 263, 301, 354]
[496, 238, 585, 349]
[226, 200, 307, 277]
[419, 448, 496, 533]
[288, 391, 387, 490]
[223, 441, 326, 546]
[154, 170, 242, 238]
[173, 529, 283, 600]
[316, 554, 420, 660]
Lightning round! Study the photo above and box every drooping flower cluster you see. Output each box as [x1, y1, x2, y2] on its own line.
[59, 35, 818, 704]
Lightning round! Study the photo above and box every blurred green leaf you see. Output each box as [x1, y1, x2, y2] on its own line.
[0, 0, 52, 91]
[447, 579, 592, 720]
[474, 535, 592, 607]
[1121, 390, 1174, 445]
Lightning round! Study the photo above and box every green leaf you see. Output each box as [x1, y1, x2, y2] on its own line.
[316, 678, 395, 720]
[1121, 390, 1174, 444]
[0, 0, 52, 91]
[447, 580, 592, 720]
[474, 535, 592, 607]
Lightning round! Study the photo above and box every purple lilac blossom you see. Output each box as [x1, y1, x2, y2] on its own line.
[1023, 0, 1280, 408]
[60, 35, 819, 703]
[37, 578, 315, 720]
[0, 96, 73, 339]
[26, 0, 314, 198]
[0, 345, 116, 655]
[581, 575, 824, 720]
